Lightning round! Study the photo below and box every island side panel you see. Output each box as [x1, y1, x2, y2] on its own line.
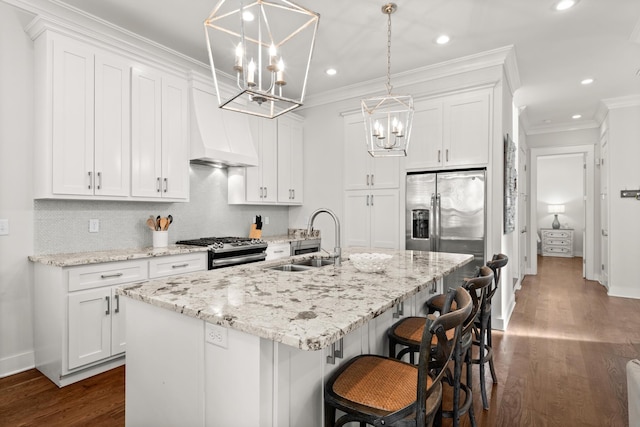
[125, 298, 205, 427]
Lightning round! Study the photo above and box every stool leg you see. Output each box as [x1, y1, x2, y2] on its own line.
[487, 315, 497, 383]
[324, 403, 335, 427]
[479, 313, 490, 410]
[452, 342, 462, 427]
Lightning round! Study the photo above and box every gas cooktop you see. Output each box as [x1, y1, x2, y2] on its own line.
[176, 237, 266, 250]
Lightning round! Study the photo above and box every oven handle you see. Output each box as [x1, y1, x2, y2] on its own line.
[211, 253, 267, 268]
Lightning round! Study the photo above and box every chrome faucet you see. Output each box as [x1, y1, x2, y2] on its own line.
[307, 208, 341, 266]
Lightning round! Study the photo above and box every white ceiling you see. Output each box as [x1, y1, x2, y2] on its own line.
[53, 0, 640, 134]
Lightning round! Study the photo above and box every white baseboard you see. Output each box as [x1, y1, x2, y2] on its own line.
[492, 296, 516, 331]
[609, 286, 640, 299]
[0, 350, 35, 378]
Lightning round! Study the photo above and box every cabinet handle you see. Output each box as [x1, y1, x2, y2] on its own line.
[370, 194, 374, 206]
[105, 296, 110, 315]
[366, 174, 370, 186]
[446, 149, 449, 162]
[326, 338, 344, 364]
[371, 174, 374, 186]
[274, 250, 285, 254]
[163, 178, 168, 193]
[366, 195, 370, 206]
[438, 150, 441, 163]
[156, 177, 161, 193]
[602, 229, 608, 237]
[393, 301, 404, 318]
[289, 189, 293, 199]
[264, 187, 268, 198]
[172, 263, 189, 269]
[115, 294, 120, 314]
[100, 272, 123, 279]
[88, 171, 92, 190]
[292, 189, 295, 199]
[96, 172, 102, 190]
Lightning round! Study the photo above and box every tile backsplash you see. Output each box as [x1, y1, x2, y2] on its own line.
[34, 164, 289, 254]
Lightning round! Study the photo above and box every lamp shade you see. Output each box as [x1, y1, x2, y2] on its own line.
[547, 204, 565, 214]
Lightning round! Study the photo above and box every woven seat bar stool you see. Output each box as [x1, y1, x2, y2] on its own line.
[472, 253, 508, 410]
[388, 267, 494, 427]
[324, 287, 472, 427]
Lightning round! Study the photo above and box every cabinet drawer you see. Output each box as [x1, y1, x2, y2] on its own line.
[149, 253, 207, 279]
[68, 260, 148, 292]
[542, 230, 571, 239]
[266, 243, 291, 261]
[544, 238, 571, 246]
[544, 246, 571, 254]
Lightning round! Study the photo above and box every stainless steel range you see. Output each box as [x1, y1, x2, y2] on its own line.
[175, 237, 268, 269]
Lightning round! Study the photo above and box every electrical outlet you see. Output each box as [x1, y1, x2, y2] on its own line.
[89, 219, 100, 233]
[0, 219, 8, 236]
[205, 323, 228, 348]
[265, 216, 270, 225]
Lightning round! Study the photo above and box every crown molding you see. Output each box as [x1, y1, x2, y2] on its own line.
[525, 120, 599, 136]
[301, 45, 516, 110]
[600, 94, 640, 110]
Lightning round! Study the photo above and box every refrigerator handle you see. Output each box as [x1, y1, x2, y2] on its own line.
[435, 193, 441, 252]
[429, 194, 436, 251]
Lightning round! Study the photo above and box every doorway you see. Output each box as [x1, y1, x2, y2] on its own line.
[529, 145, 595, 279]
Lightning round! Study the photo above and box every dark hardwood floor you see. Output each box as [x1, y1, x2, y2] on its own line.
[1, 256, 637, 426]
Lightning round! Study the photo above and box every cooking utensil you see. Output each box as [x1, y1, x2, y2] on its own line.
[167, 215, 173, 229]
[156, 215, 161, 231]
[146, 217, 157, 231]
[160, 217, 169, 231]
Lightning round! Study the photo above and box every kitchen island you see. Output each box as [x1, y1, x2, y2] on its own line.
[118, 248, 472, 427]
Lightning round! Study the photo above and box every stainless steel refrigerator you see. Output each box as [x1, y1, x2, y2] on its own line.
[406, 169, 486, 290]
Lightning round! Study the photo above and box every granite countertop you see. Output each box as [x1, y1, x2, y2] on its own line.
[28, 245, 210, 267]
[117, 248, 472, 351]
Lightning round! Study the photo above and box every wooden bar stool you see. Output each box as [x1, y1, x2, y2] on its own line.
[472, 253, 508, 409]
[388, 267, 494, 427]
[324, 287, 472, 427]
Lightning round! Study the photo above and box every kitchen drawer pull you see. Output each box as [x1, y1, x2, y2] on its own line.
[163, 178, 168, 193]
[115, 294, 120, 314]
[88, 171, 92, 190]
[326, 338, 344, 364]
[97, 172, 102, 190]
[171, 263, 189, 269]
[393, 301, 404, 318]
[105, 296, 110, 315]
[100, 272, 124, 279]
[274, 250, 285, 254]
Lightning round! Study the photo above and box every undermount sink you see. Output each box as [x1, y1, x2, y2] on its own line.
[267, 258, 335, 272]
[292, 258, 335, 267]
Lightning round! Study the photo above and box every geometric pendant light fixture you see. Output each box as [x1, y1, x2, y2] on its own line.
[204, 0, 320, 119]
[361, 3, 414, 157]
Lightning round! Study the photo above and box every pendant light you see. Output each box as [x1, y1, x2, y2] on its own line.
[361, 3, 414, 157]
[204, 0, 319, 119]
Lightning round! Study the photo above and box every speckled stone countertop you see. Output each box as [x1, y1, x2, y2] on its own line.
[117, 248, 472, 351]
[28, 245, 210, 267]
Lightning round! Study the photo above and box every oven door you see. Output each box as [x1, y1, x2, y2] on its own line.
[209, 247, 267, 269]
[290, 239, 321, 256]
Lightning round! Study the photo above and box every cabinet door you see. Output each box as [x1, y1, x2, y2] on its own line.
[51, 36, 94, 196]
[261, 119, 278, 203]
[443, 90, 490, 166]
[277, 118, 304, 204]
[131, 67, 163, 198]
[68, 287, 111, 369]
[161, 75, 189, 199]
[289, 124, 304, 204]
[344, 117, 371, 191]
[406, 100, 443, 170]
[344, 192, 372, 247]
[370, 190, 400, 249]
[111, 288, 126, 356]
[94, 53, 130, 197]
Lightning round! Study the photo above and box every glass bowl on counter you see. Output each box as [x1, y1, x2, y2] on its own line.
[348, 253, 393, 273]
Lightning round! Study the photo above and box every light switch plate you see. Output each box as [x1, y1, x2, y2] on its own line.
[89, 219, 99, 233]
[0, 219, 8, 236]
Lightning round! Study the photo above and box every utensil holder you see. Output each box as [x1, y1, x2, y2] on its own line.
[153, 230, 168, 248]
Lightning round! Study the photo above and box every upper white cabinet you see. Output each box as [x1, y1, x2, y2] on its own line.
[343, 115, 400, 191]
[31, 25, 190, 201]
[131, 68, 189, 200]
[406, 88, 491, 171]
[277, 116, 304, 204]
[34, 32, 131, 199]
[228, 115, 304, 205]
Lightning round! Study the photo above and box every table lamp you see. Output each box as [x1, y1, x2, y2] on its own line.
[547, 204, 565, 229]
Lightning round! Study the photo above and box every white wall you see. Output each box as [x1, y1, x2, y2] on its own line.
[0, 3, 36, 376]
[536, 154, 585, 255]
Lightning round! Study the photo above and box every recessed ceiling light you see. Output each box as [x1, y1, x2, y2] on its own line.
[435, 35, 450, 45]
[572, 114, 582, 119]
[554, 0, 578, 11]
[242, 11, 255, 21]
[581, 78, 594, 85]
[325, 68, 337, 76]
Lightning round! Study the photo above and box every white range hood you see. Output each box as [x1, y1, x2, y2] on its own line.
[190, 85, 258, 167]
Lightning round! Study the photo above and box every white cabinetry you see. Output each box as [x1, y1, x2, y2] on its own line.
[541, 229, 574, 257]
[34, 32, 131, 199]
[131, 67, 189, 200]
[277, 116, 304, 204]
[228, 115, 304, 205]
[406, 88, 491, 170]
[344, 190, 399, 249]
[266, 242, 291, 260]
[33, 252, 206, 387]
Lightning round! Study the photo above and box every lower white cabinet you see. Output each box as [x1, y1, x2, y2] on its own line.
[541, 228, 574, 257]
[33, 252, 206, 387]
[266, 242, 291, 261]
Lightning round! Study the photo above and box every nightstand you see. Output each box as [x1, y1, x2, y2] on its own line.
[541, 228, 574, 257]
